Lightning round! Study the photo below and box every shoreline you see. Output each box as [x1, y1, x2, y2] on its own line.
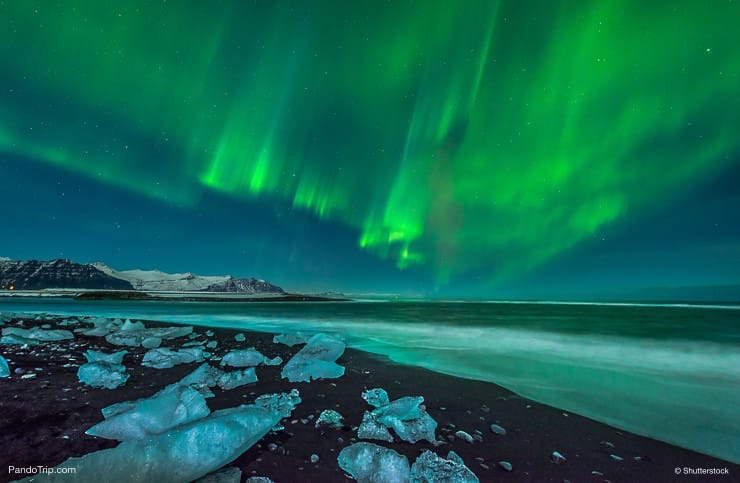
[0, 313, 736, 482]
[0, 291, 348, 303]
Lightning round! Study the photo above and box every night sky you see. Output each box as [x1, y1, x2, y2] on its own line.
[1, 0, 739, 298]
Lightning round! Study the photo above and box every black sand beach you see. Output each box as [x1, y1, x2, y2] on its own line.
[0, 314, 735, 482]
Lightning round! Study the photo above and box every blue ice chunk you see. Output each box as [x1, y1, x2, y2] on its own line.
[105, 331, 141, 346]
[315, 409, 344, 429]
[206, 340, 217, 349]
[2, 327, 73, 341]
[179, 363, 223, 392]
[120, 319, 146, 331]
[220, 348, 265, 367]
[77, 362, 129, 389]
[105, 325, 193, 347]
[254, 389, 301, 418]
[142, 337, 162, 349]
[369, 395, 437, 444]
[375, 396, 424, 422]
[77, 319, 117, 336]
[142, 347, 204, 369]
[234, 333, 246, 342]
[0, 334, 39, 345]
[176, 363, 255, 393]
[101, 400, 137, 419]
[84, 349, 127, 365]
[263, 356, 282, 366]
[87, 384, 210, 440]
[20, 404, 283, 482]
[357, 411, 394, 442]
[100, 364, 218, 419]
[410, 450, 478, 483]
[0, 355, 9, 377]
[362, 388, 390, 408]
[244, 477, 275, 483]
[386, 412, 438, 444]
[196, 466, 242, 483]
[145, 325, 193, 339]
[217, 367, 258, 390]
[338, 442, 410, 483]
[272, 333, 309, 347]
[281, 333, 345, 383]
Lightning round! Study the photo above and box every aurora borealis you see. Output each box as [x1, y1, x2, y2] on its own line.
[1, 0, 739, 296]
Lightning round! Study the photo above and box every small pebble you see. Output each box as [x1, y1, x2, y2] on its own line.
[610, 454, 624, 461]
[498, 461, 513, 472]
[551, 451, 567, 464]
[310, 454, 319, 463]
[490, 424, 506, 435]
[455, 430, 474, 444]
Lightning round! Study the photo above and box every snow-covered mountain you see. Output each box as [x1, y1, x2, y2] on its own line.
[92, 263, 284, 293]
[0, 258, 284, 293]
[92, 263, 229, 291]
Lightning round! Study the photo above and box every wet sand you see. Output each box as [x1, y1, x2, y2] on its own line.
[0, 314, 735, 482]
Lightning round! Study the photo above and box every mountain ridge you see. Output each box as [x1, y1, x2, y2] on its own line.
[0, 258, 284, 293]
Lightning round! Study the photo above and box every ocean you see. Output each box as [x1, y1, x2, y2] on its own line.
[2, 298, 738, 463]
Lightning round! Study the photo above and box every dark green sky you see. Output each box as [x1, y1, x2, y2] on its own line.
[1, 0, 739, 297]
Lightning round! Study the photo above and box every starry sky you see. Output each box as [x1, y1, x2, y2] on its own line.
[1, 0, 739, 298]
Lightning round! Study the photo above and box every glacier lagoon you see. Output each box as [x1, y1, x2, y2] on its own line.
[2, 298, 739, 463]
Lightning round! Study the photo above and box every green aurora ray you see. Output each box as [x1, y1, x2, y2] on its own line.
[1, 0, 738, 284]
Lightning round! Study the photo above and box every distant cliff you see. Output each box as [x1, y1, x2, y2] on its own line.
[0, 259, 133, 290]
[204, 277, 284, 294]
